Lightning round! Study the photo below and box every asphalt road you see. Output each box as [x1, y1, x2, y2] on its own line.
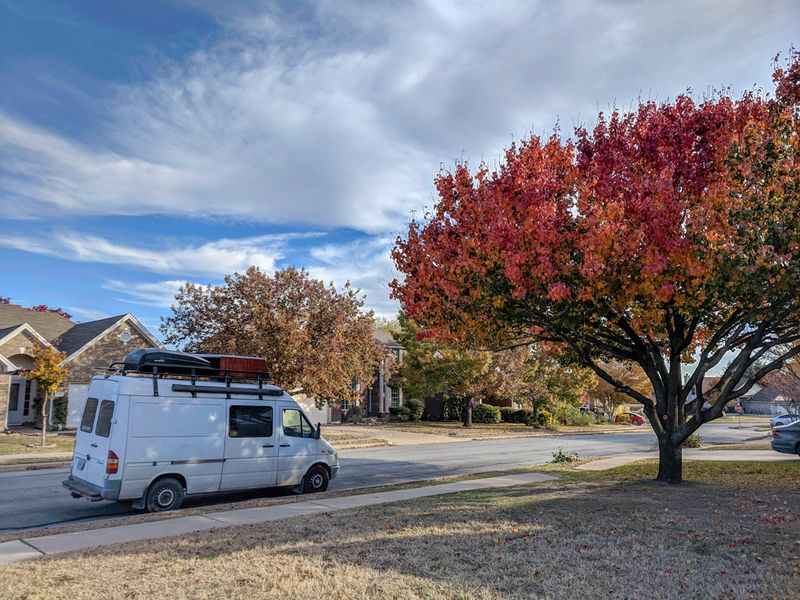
[0, 421, 765, 532]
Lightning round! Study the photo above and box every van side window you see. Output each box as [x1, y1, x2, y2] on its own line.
[95, 400, 115, 438]
[229, 406, 273, 438]
[80, 398, 99, 433]
[282, 409, 314, 438]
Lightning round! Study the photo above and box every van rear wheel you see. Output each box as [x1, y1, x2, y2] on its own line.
[146, 478, 185, 512]
[303, 465, 329, 494]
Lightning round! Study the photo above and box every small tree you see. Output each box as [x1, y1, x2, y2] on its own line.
[25, 343, 69, 447]
[391, 313, 491, 426]
[591, 360, 650, 420]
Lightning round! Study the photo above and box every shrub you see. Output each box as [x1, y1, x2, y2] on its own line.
[52, 396, 68, 425]
[472, 403, 501, 424]
[441, 396, 464, 421]
[552, 448, 579, 463]
[615, 413, 631, 425]
[344, 404, 362, 424]
[405, 398, 424, 422]
[389, 406, 412, 421]
[535, 408, 554, 427]
[552, 404, 593, 426]
[682, 433, 702, 448]
[498, 407, 553, 427]
[499, 407, 516, 422]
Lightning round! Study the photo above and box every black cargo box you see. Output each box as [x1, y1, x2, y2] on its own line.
[122, 348, 215, 373]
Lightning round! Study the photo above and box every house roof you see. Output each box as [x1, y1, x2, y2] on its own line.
[54, 315, 128, 355]
[0, 304, 73, 341]
[373, 329, 401, 348]
[744, 387, 783, 404]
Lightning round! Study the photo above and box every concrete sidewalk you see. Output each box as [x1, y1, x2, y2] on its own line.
[576, 449, 797, 471]
[0, 471, 556, 566]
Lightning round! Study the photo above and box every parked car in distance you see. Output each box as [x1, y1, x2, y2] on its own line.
[771, 421, 800, 457]
[770, 413, 800, 428]
[615, 412, 646, 426]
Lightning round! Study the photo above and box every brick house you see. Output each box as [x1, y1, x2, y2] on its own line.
[331, 329, 405, 422]
[0, 304, 160, 430]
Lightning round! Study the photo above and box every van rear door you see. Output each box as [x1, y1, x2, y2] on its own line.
[71, 379, 118, 488]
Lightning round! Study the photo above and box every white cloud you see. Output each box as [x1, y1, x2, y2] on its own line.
[308, 235, 400, 318]
[0, 231, 322, 276]
[103, 279, 188, 307]
[2, 1, 797, 231]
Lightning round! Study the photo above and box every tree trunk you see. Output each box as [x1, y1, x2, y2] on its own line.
[656, 436, 682, 484]
[462, 397, 473, 428]
[40, 391, 48, 447]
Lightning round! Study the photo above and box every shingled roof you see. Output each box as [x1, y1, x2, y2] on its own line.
[0, 304, 74, 341]
[54, 315, 128, 355]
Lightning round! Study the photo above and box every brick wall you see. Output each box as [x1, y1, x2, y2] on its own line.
[0, 329, 38, 362]
[0, 374, 10, 430]
[66, 322, 153, 383]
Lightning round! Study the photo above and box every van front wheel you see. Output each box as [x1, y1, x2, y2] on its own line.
[303, 465, 329, 494]
[146, 478, 185, 512]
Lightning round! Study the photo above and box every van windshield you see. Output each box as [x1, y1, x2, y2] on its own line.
[80, 398, 99, 433]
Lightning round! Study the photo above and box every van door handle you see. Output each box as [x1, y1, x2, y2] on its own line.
[262, 444, 274, 448]
[90, 443, 98, 448]
[279, 443, 291, 447]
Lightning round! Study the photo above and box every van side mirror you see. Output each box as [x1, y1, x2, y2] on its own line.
[314, 423, 321, 439]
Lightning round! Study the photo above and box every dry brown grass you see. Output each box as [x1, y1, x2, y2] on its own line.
[0, 431, 74, 455]
[321, 431, 390, 449]
[2, 461, 797, 599]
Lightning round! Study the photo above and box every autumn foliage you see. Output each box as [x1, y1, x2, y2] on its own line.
[392, 52, 800, 482]
[162, 267, 384, 404]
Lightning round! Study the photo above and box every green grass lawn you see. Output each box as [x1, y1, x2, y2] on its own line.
[1, 460, 796, 599]
[0, 431, 75, 455]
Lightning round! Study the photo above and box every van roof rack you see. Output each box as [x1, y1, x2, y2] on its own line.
[106, 348, 281, 398]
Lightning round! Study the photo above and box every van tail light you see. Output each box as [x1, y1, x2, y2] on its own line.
[106, 450, 119, 475]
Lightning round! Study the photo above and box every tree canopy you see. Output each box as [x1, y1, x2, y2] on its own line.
[162, 266, 384, 403]
[392, 52, 800, 482]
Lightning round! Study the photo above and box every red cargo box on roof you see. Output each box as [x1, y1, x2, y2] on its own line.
[219, 355, 269, 377]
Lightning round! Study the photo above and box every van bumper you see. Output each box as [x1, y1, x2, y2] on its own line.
[330, 465, 339, 480]
[63, 475, 122, 501]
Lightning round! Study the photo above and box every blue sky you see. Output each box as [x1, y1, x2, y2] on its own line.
[1, 0, 799, 338]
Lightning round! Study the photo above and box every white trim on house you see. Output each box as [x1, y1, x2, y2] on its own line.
[0, 353, 17, 372]
[0, 323, 54, 350]
[62, 314, 162, 365]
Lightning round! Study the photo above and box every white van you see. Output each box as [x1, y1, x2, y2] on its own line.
[63, 351, 339, 512]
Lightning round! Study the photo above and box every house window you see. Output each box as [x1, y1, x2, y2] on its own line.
[8, 383, 20, 411]
[393, 348, 402, 362]
[23, 380, 31, 416]
[391, 387, 400, 408]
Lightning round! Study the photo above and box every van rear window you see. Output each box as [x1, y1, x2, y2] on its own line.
[80, 398, 99, 433]
[95, 400, 115, 438]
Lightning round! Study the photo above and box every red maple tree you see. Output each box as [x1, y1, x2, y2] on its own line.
[392, 52, 800, 483]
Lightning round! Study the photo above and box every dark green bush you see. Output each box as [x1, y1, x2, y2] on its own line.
[472, 403, 501, 424]
[441, 396, 464, 421]
[552, 404, 593, 426]
[389, 406, 412, 421]
[404, 398, 424, 422]
[344, 404, 362, 424]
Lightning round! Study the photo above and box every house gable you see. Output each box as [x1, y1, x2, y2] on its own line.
[65, 316, 161, 383]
